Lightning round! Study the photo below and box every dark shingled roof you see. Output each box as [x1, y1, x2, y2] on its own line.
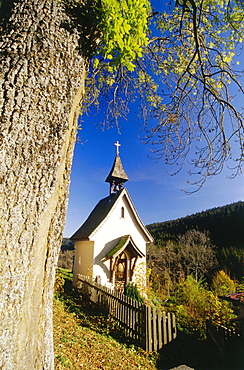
[70, 189, 123, 241]
[105, 154, 129, 185]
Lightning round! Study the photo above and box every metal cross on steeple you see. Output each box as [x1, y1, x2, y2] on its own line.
[114, 141, 121, 155]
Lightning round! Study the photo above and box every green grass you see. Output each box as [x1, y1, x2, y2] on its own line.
[57, 267, 73, 281]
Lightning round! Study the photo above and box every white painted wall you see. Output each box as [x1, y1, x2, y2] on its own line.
[72, 190, 151, 289]
[91, 193, 148, 287]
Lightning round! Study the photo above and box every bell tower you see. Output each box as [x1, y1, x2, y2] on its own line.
[105, 141, 129, 194]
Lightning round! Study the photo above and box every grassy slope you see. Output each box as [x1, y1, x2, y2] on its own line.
[53, 270, 217, 370]
[53, 299, 159, 369]
[53, 270, 158, 370]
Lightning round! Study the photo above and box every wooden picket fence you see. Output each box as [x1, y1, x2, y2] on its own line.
[76, 274, 177, 352]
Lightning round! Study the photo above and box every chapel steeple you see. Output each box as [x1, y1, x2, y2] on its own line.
[105, 141, 129, 194]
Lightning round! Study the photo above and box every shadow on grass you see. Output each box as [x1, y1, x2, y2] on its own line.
[56, 277, 139, 347]
[156, 331, 216, 370]
[156, 330, 244, 370]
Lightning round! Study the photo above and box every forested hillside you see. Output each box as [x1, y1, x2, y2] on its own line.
[61, 238, 75, 251]
[147, 201, 244, 249]
[147, 201, 244, 279]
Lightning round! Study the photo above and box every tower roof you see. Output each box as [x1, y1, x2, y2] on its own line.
[105, 142, 129, 194]
[105, 154, 129, 185]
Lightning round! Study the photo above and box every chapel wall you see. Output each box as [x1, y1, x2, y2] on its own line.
[72, 240, 94, 286]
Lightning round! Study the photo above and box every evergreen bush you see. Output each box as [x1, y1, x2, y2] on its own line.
[124, 282, 144, 303]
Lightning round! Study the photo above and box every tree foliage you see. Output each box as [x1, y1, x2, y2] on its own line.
[143, 0, 244, 190]
[58, 250, 75, 270]
[218, 246, 244, 280]
[147, 229, 215, 295]
[82, 0, 244, 190]
[211, 270, 237, 296]
[147, 241, 181, 295]
[173, 275, 236, 338]
[178, 229, 216, 281]
[64, 0, 151, 70]
[96, 0, 150, 71]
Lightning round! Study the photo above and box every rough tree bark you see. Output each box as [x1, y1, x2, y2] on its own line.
[0, 1, 87, 368]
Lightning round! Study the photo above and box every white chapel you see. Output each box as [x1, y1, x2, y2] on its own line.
[71, 142, 153, 292]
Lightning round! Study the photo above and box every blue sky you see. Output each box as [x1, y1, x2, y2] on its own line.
[64, 112, 244, 237]
[64, 0, 244, 237]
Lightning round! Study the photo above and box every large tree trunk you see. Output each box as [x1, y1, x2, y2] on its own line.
[0, 1, 87, 368]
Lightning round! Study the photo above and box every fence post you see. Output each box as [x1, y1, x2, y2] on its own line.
[145, 305, 152, 352]
[162, 311, 167, 345]
[158, 310, 163, 350]
[152, 307, 158, 352]
[172, 313, 177, 340]
[167, 312, 172, 342]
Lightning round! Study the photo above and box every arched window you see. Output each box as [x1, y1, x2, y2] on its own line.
[121, 207, 125, 218]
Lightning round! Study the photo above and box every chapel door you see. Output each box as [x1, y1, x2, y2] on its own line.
[115, 252, 129, 293]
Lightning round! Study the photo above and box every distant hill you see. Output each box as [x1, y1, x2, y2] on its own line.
[147, 201, 244, 250]
[147, 201, 244, 279]
[61, 237, 75, 251]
